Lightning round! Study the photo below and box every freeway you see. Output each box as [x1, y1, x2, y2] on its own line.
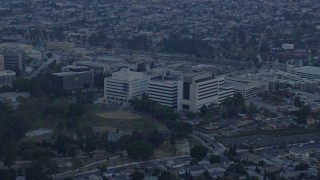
[53, 155, 191, 180]
[191, 132, 226, 155]
[27, 53, 61, 79]
[237, 140, 320, 153]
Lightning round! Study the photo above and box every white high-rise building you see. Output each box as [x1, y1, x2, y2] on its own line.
[104, 69, 148, 105]
[148, 78, 178, 108]
[177, 72, 229, 112]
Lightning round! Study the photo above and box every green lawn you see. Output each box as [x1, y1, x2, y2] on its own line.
[86, 105, 167, 132]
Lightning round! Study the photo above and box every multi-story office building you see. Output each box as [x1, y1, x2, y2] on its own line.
[290, 66, 320, 80]
[177, 72, 227, 112]
[48, 71, 93, 91]
[148, 77, 178, 108]
[2, 49, 26, 73]
[104, 69, 148, 105]
[0, 70, 16, 87]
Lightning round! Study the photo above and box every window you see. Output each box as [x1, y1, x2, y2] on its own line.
[182, 104, 190, 110]
[183, 82, 190, 100]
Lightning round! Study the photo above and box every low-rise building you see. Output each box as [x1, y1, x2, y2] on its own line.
[74, 61, 111, 74]
[290, 66, 320, 80]
[47, 41, 75, 51]
[225, 76, 268, 99]
[0, 70, 16, 87]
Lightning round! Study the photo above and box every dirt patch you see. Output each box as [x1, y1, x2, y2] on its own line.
[95, 110, 141, 120]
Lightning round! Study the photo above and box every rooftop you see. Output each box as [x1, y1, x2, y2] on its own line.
[292, 66, 320, 76]
[0, 70, 16, 75]
[52, 71, 91, 76]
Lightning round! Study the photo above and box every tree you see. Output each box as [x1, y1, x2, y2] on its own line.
[170, 131, 176, 146]
[12, 78, 31, 92]
[228, 144, 237, 156]
[130, 171, 144, 180]
[147, 129, 164, 148]
[295, 162, 309, 171]
[227, 164, 247, 176]
[127, 35, 149, 50]
[203, 170, 212, 180]
[127, 141, 154, 160]
[159, 171, 176, 180]
[65, 144, 79, 158]
[150, 62, 156, 69]
[0, 169, 10, 180]
[190, 145, 208, 160]
[255, 166, 260, 174]
[130, 130, 144, 142]
[199, 105, 208, 116]
[294, 105, 311, 124]
[294, 96, 303, 108]
[0, 85, 12, 93]
[67, 103, 84, 117]
[173, 122, 193, 138]
[88, 33, 100, 46]
[137, 63, 147, 72]
[3, 141, 19, 168]
[258, 160, 265, 167]
[209, 155, 220, 164]
[47, 52, 53, 58]
[247, 102, 258, 116]
[25, 158, 59, 180]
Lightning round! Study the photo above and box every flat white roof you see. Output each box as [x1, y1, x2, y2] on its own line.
[293, 66, 320, 76]
[0, 70, 16, 76]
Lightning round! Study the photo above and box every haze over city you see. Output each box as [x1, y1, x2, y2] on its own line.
[0, 0, 320, 180]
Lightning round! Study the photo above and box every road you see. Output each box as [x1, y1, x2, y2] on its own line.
[191, 132, 226, 155]
[27, 53, 61, 79]
[237, 140, 320, 153]
[53, 155, 191, 180]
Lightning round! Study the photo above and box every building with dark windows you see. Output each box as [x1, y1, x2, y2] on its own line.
[47, 71, 93, 91]
[1, 49, 26, 74]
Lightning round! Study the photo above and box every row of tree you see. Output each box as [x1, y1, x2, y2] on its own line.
[199, 92, 247, 120]
[130, 94, 178, 127]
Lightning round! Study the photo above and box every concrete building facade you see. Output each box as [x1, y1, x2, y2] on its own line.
[148, 78, 178, 108]
[177, 72, 226, 112]
[2, 49, 27, 73]
[0, 55, 4, 71]
[104, 69, 148, 105]
[0, 70, 16, 87]
[225, 76, 268, 99]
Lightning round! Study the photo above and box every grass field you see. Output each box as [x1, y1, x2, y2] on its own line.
[96, 110, 141, 120]
[87, 105, 167, 132]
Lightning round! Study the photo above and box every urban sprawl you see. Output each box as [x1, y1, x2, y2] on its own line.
[0, 0, 320, 180]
